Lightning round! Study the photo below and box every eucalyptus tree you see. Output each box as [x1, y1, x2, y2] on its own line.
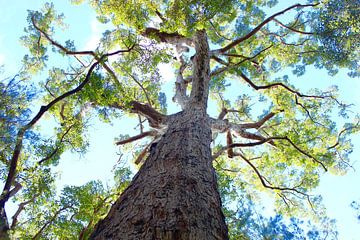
[0, 0, 359, 239]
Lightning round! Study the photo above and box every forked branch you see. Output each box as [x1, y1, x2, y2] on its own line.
[1, 47, 134, 207]
[216, 3, 319, 53]
[239, 71, 336, 100]
[212, 136, 327, 171]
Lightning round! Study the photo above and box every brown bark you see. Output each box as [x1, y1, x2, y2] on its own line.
[90, 110, 228, 239]
[90, 30, 228, 239]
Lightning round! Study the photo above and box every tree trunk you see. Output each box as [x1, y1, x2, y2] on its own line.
[90, 110, 228, 239]
[90, 30, 228, 239]
[0, 206, 10, 240]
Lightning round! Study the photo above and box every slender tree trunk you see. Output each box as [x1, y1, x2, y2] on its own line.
[90, 30, 228, 239]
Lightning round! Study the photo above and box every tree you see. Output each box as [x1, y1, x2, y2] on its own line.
[0, 0, 359, 239]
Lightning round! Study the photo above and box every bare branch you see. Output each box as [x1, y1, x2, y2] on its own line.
[173, 55, 190, 109]
[212, 135, 327, 171]
[217, 108, 228, 120]
[134, 144, 150, 165]
[115, 131, 157, 145]
[110, 101, 166, 128]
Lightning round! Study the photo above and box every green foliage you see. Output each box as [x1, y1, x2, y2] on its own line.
[12, 167, 131, 239]
[1, 0, 359, 238]
[314, 0, 360, 77]
[215, 159, 339, 239]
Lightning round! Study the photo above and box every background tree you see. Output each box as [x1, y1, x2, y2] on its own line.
[0, 0, 359, 239]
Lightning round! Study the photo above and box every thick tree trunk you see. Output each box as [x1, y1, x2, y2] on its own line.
[90, 110, 228, 239]
[90, 30, 228, 239]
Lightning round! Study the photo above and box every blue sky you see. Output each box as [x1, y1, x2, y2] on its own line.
[1, 0, 359, 239]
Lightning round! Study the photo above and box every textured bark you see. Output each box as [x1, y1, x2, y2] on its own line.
[90, 30, 228, 239]
[90, 110, 228, 239]
[189, 30, 210, 111]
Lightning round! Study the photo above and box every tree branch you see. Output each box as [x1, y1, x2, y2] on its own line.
[212, 135, 327, 171]
[31, 16, 94, 56]
[128, 73, 153, 107]
[239, 71, 335, 100]
[173, 55, 190, 109]
[142, 27, 193, 47]
[37, 124, 74, 165]
[226, 130, 234, 158]
[211, 45, 272, 77]
[328, 120, 360, 149]
[115, 131, 157, 145]
[11, 193, 40, 229]
[0, 47, 134, 207]
[273, 18, 314, 35]
[216, 3, 319, 53]
[110, 101, 167, 128]
[237, 111, 282, 129]
[32, 206, 70, 239]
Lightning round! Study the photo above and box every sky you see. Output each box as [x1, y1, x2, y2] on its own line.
[0, 0, 359, 239]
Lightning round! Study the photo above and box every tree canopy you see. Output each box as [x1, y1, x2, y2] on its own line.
[0, 0, 359, 238]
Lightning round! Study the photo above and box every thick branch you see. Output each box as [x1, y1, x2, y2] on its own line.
[130, 101, 166, 128]
[7, 182, 22, 199]
[216, 3, 318, 53]
[210, 110, 280, 133]
[110, 101, 167, 128]
[134, 144, 150, 165]
[173, 55, 190, 109]
[239, 111, 282, 129]
[115, 131, 157, 145]
[226, 131, 234, 158]
[189, 30, 210, 110]
[142, 28, 193, 47]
